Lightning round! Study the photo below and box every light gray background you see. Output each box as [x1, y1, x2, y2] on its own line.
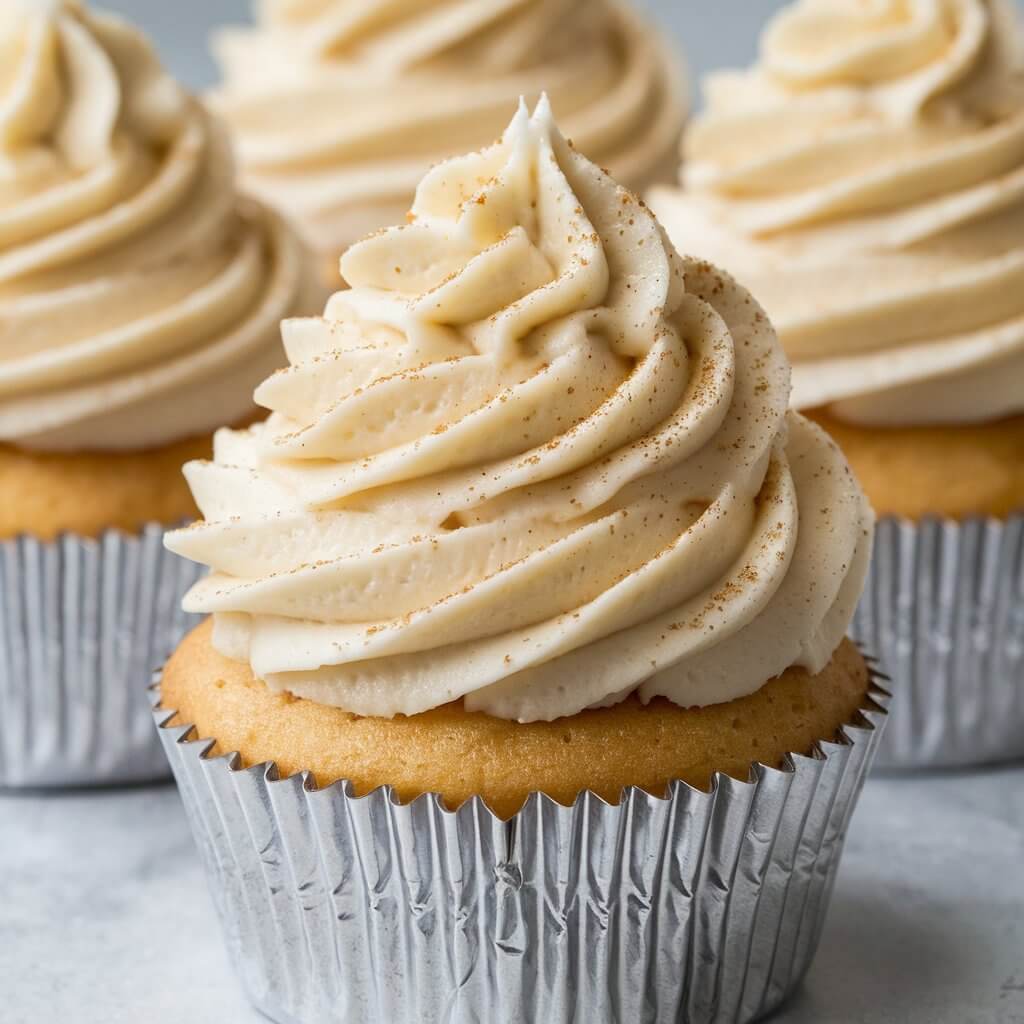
[101, 1, 790, 95]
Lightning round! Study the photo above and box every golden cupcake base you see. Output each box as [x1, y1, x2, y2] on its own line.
[162, 618, 870, 819]
[806, 408, 1024, 521]
[0, 433, 213, 541]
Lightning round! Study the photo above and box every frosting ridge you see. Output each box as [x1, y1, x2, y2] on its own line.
[0, 1, 316, 451]
[649, 0, 1024, 427]
[212, 0, 687, 260]
[167, 100, 872, 722]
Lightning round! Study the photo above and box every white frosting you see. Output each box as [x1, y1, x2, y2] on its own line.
[167, 101, 873, 722]
[211, 0, 688, 261]
[649, 0, 1024, 427]
[0, 1, 318, 451]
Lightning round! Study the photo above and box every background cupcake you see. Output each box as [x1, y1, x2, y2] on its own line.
[209, 0, 688, 281]
[158, 100, 886, 1024]
[0, 0, 319, 787]
[648, 0, 1024, 767]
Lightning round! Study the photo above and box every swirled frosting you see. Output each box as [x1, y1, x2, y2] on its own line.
[211, 0, 687, 262]
[0, 0, 318, 452]
[649, 0, 1024, 427]
[166, 100, 872, 722]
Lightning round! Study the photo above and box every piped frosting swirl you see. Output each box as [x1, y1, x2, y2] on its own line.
[167, 100, 872, 722]
[0, 0, 316, 451]
[211, 0, 687, 261]
[649, 0, 1024, 427]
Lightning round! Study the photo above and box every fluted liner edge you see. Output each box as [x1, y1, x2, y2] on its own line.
[852, 515, 1023, 769]
[155, 674, 888, 1024]
[0, 526, 203, 787]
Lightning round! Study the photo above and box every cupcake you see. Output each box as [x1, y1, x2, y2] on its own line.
[649, 0, 1024, 768]
[0, 0, 319, 787]
[157, 99, 885, 1024]
[210, 0, 688, 282]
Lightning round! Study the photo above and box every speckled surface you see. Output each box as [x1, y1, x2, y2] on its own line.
[2, 766, 1023, 1024]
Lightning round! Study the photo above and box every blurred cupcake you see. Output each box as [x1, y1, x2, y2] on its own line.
[0, 0, 320, 787]
[210, 0, 688, 282]
[157, 100, 885, 1024]
[649, 0, 1024, 768]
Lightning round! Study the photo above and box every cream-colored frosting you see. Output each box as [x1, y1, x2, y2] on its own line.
[649, 0, 1024, 427]
[0, 1, 318, 452]
[167, 101, 872, 723]
[211, 0, 687, 262]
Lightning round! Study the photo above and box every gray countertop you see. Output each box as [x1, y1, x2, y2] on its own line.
[3, 766, 1023, 1024]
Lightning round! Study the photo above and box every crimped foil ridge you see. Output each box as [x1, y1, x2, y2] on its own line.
[155, 678, 887, 1024]
[852, 514, 1023, 768]
[0, 526, 203, 787]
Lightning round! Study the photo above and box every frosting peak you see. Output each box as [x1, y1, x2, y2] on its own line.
[650, 0, 1024, 427]
[0, 2, 316, 451]
[212, 0, 687, 260]
[168, 102, 872, 722]
[338, 99, 678, 363]
[764, 0, 983, 95]
[1, 0, 185, 169]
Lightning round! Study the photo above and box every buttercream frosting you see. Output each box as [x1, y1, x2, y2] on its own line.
[649, 0, 1024, 427]
[211, 0, 688, 261]
[0, 0, 317, 452]
[167, 100, 873, 722]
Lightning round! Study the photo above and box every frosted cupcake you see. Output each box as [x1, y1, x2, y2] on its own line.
[649, 0, 1024, 767]
[0, 0, 319, 786]
[210, 0, 688, 280]
[157, 100, 886, 1024]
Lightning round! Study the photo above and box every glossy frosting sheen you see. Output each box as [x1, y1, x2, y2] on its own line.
[212, 0, 687, 260]
[167, 101, 872, 722]
[649, 0, 1024, 426]
[0, 0, 314, 451]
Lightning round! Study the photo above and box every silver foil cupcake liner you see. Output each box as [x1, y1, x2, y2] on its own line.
[154, 673, 888, 1024]
[852, 515, 1024, 770]
[0, 526, 203, 788]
